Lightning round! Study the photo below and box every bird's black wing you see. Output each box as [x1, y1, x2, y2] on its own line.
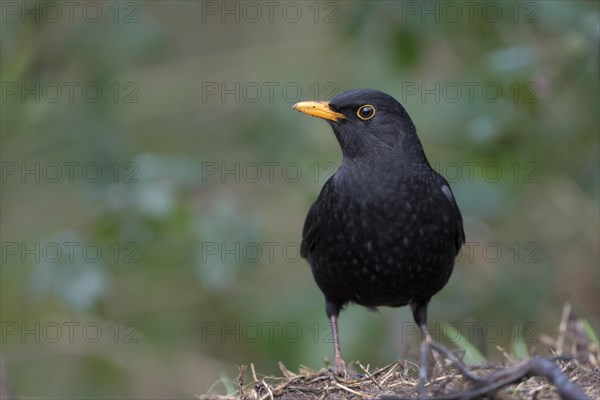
[435, 173, 465, 253]
[300, 179, 334, 260]
[300, 201, 320, 259]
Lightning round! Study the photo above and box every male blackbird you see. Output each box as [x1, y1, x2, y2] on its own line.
[292, 89, 465, 375]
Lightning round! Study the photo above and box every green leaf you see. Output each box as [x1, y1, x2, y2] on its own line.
[220, 373, 236, 396]
[512, 335, 529, 361]
[443, 324, 487, 366]
[582, 320, 599, 345]
[510, 322, 530, 360]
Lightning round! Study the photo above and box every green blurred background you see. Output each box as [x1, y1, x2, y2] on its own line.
[1, 1, 598, 398]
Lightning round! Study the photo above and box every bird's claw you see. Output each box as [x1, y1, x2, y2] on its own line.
[332, 356, 348, 378]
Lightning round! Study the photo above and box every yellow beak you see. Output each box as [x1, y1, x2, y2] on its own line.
[292, 101, 346, 122]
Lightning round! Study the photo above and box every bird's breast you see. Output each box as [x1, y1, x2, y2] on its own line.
[309, 171, 458, 307]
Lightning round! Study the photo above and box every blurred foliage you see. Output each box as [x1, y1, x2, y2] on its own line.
[1, 1, 599, 398]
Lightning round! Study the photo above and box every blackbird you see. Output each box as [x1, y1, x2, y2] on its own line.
[292, 89, 465, 375]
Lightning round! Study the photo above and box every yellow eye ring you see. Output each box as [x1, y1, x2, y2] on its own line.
[356, 104, 376, 120]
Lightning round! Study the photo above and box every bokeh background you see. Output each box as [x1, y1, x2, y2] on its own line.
[1, 1, 599, 398]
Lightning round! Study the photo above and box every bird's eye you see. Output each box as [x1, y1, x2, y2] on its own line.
[356, 105, 376, 120]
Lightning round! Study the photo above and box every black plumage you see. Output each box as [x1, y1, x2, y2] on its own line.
[293, 89, 465, 374]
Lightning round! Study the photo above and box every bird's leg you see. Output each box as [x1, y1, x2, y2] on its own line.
[330, 314, 347, 376]
[411, 301, 443, 399]
[326, 301, 347, 377]
[411, 300, 444, 369]
[417, 323, 446, 399]
[420, 323, 444, 372]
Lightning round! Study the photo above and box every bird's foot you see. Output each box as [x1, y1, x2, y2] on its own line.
[429, 340, 445, 376]
[417, 340, 488, 399]
[332, 356, 349, 379]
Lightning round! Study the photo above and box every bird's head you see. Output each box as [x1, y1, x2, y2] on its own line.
[293, 89, 427, 162]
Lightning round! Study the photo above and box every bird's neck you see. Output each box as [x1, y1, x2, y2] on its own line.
[335, 153, 432, 192]
[342, 145, 431, 172]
